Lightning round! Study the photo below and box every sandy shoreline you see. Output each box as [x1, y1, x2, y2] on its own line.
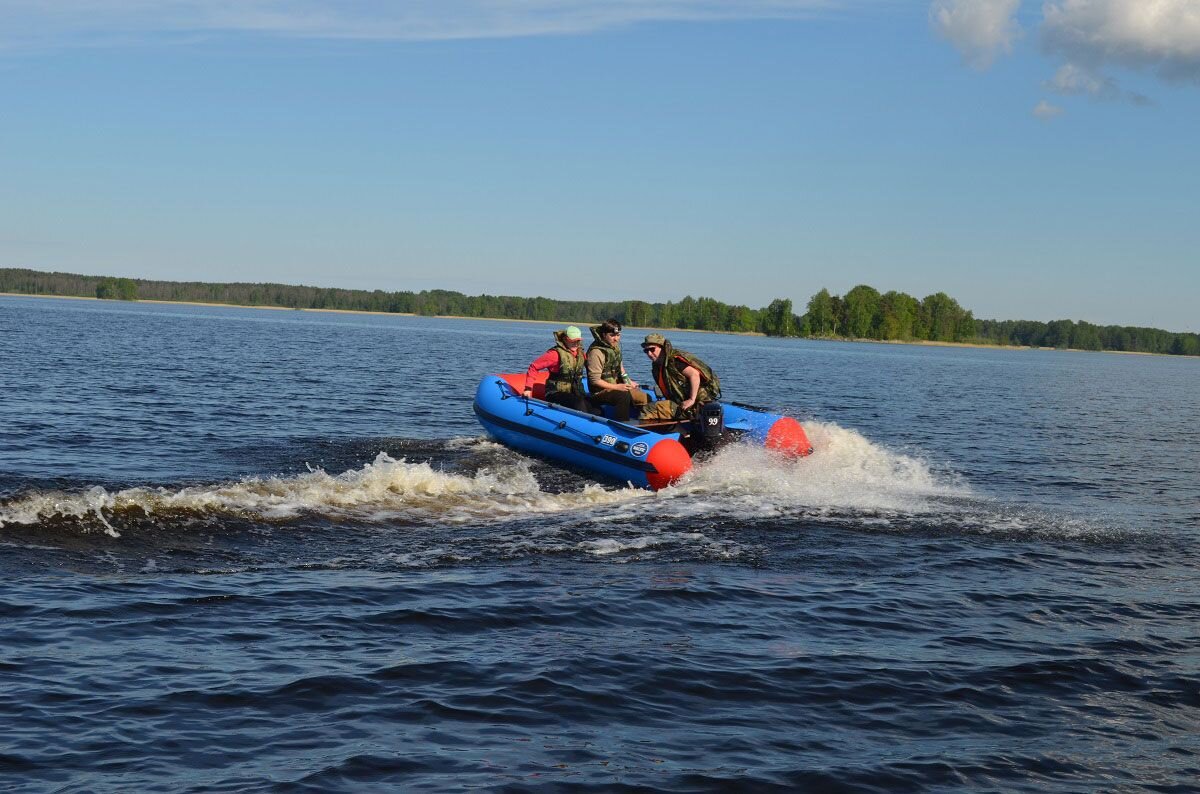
[2, 291, 1189, 357]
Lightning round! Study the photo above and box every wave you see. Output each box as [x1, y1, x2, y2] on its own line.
[0, 425, 1121, 542]
[0, 450, 645, 537]
[576, 422, 1125, 541]
[683, 420, 969, 512]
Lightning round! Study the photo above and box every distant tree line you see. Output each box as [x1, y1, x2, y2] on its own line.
[799, 286, 977, 343]
[94, 277, 138, 300]
[0, 268, 794, 334]
[800, 283, 1200, 356]
[1, 268, 1196, 356]
[974, 318, 1199, 356]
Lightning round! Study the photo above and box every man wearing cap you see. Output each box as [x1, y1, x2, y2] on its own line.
[585, 319, 650, 421]
[522, 325, 590, 412]
[638, 333, 722, 420]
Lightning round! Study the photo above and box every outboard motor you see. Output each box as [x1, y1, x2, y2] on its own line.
[695, 401, 725, 450]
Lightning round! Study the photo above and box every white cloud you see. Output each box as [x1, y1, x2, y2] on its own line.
[930, 0, 1023, 69]
[0, 0, 863, 49]
[931, 1, 1192, 108]
[1042, 0, 1200, 82]
[1045, 61, 1153, 103]
[1032, 98, 1064, 117]
[1050, 61, 1095, 91]
[1049, 61, 1118, 94]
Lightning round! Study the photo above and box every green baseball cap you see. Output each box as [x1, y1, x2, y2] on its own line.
[641, 333, 666, 349]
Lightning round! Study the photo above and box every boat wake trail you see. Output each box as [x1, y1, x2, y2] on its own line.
[686, 420, 969, 513]
[677, 421, 1125, 540]
[580, 421, 1126, 544]
[571, 421, 975, 545]
[0, 425, 1122, 545]
[0, 446, 644, 537]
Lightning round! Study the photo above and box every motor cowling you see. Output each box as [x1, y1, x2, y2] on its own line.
[696, 401, 725, 449]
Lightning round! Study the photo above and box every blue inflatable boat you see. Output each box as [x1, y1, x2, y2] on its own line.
[473, 373, 812, 490]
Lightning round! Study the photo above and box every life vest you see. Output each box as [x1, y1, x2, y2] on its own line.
[587, 326, 628, 385]
[652, 343, 721, 409]
[545, 332, 586, 397]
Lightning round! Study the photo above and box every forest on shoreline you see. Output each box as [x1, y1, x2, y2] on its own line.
[3, 267, 1197, 357]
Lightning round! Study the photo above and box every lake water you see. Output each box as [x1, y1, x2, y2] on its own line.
[2, 294, 1198, 792]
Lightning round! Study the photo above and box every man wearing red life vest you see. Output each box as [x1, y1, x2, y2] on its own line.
[637, 333, 721, 421]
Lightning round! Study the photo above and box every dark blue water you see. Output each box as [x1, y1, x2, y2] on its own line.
[2, 295, 1198, 792]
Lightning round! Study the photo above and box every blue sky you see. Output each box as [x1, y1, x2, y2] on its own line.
[2, 1, 1198, 331]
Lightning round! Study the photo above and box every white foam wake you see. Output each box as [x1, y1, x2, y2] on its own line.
[606, 420, 973, 524]
[0, 452, 646, 537]
[0, 425, 976, 539]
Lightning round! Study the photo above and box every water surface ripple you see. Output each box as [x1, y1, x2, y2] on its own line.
[1, 296, 1198, 792]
